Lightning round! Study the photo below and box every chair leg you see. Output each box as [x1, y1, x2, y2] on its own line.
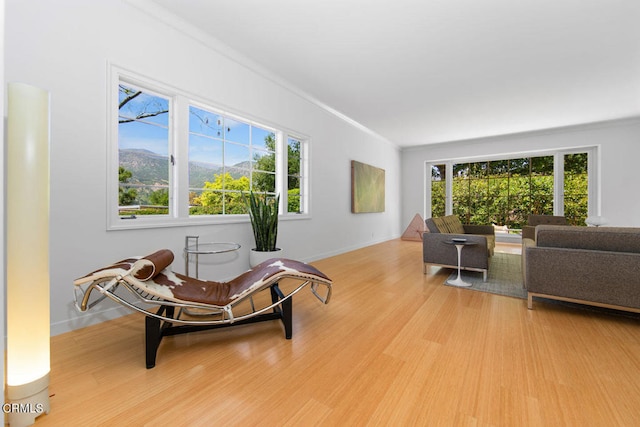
[271, 284, 292, 339]
[145, 305, 174, 368]
[281, 296, 293, 339]
[483, 270, 487, 282]
[145, 315, 162, 369]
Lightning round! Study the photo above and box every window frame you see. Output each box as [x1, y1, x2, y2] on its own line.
[107, 66, 311, 230]
[284, 135, 309, 214]
[116, 80, 174, 218]
[424, 146, 599, 235]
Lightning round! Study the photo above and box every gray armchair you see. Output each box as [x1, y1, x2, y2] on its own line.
[423, 215, 495, 281]
[521, 215, 567, 241]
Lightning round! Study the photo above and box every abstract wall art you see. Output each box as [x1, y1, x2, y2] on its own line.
[351, 160, 385, 213]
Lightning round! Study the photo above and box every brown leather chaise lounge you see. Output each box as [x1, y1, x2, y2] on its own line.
[74, 249, 333, 368]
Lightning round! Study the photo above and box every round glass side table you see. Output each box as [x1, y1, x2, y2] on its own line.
[184, 235, 241, 278]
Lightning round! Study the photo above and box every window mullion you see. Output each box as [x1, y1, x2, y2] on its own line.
[174, 95, 190, 219]
[445, 161, 453, 215]
[300, 137, 309, 215]
[276, 132, 285, 214]
[553, 153, 564, 217]
[587, 146, 598, 217]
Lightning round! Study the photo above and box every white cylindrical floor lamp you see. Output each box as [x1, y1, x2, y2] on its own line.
[6, 83, 51, 425]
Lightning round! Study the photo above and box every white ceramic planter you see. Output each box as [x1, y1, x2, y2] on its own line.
[249, 248, 284, 267]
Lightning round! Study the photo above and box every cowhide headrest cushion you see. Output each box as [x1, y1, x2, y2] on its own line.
[131, 249, 174, 281]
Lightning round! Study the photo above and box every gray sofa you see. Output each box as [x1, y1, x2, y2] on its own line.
[423, 215, 495, 281]
[524, 225, 640, 313]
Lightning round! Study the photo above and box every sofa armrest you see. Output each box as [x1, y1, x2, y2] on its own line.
[463, 224, 495, 235]
[521, 226, 536, 241]
[521, 238, 536, 284]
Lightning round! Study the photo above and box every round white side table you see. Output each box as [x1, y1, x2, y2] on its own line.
[444, 240, 477, 287]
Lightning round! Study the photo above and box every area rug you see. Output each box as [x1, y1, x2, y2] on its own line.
[445, 252, 526, 299]
[445, 253, 640, 319]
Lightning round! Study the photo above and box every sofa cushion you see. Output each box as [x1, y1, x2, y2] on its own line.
[432, 215, 465, 234]
[430, 216, 446, 233]
[536, 225, 640, 254]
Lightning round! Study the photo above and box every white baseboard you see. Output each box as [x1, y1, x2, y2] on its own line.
[301, 234, 401, 263]
[51, 305, 131, 336]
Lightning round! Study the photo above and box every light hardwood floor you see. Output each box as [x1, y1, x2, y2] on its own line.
[34, 239, 640, 426]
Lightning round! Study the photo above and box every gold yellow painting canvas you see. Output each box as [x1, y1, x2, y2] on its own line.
[351, 160, 385, 213]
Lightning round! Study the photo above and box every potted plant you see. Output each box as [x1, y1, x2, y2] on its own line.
[244, 191, 282, 266]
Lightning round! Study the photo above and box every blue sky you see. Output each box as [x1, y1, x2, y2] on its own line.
[118, 86, 274, 165]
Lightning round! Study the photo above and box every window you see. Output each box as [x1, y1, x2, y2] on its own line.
[109, 70, 309, 229]
[428, 148, 596, 232]
[188, 105, 277, 215]
[430, 164, 446, 218]
[447, 156, 555, 228]
[118, 83, 171, 217]
[563, 153, 589, 226]
[287, 137, 305, 213]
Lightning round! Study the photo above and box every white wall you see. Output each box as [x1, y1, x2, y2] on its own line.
[401, 118, 640, 228]
[5, 0, 401, 335]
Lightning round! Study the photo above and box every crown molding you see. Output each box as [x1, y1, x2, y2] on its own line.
[403, 116, 640, 152]
[124, 0, 398, 150]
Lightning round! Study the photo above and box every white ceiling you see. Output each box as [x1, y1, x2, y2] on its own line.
[147, 0, 640, 147]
